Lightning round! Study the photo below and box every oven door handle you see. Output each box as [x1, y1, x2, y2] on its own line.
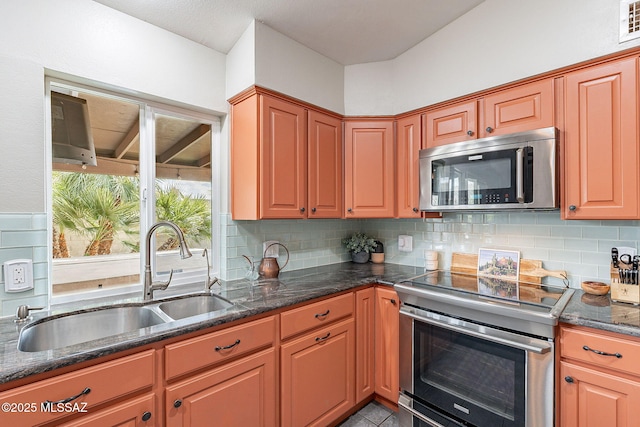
[400, 309, 551, 354]
[398, 394, 446, 427]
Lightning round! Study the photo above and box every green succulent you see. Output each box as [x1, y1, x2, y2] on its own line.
[342, 232, 378, 254]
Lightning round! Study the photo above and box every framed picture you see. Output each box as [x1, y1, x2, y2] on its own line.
[477, 248, 520, 281]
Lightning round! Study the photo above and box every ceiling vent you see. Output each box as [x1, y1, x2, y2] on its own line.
[620, 0, 640, 43]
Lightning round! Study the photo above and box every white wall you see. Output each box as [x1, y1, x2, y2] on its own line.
[345, 0, 640, 115]
[226, 21, 256, 99]
[254, 22, 345, 114]
[0, 0, 227, 212]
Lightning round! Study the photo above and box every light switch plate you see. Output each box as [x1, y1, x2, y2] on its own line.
[398, 235, 413, 252]
[4, 259, 34, 293]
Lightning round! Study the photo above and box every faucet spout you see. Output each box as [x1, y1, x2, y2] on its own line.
[143, 221, 193, 300]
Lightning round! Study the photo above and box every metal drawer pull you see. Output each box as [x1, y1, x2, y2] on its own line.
[142, 411, 152, 421]
[582, 345, 622, 358]
[315, 332, 331, 342]
[315, 309, 330, 319]
[44, 387, 91, 404]
[215, 339, 241, 351]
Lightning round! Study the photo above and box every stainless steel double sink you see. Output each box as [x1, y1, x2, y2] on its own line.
[17, 294, 234, 352]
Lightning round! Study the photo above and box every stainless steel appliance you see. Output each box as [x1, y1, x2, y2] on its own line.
[395, 271, 574, 427]
[419, 127, 558, 211]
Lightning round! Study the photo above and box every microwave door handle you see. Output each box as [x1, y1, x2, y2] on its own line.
[516, 148, 525, 203]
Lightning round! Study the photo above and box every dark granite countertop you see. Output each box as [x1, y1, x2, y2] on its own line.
[0, 262, 425, 386]
[559, 289, 640, 338]
[3, 261, 640, 388]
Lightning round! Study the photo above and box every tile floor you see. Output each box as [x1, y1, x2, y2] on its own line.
[338, 401, 399, 427]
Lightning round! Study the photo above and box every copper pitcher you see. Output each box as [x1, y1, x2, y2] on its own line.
[258, 243, 289, 279]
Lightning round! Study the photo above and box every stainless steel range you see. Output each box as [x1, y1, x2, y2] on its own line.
[395, 271, 574, 427]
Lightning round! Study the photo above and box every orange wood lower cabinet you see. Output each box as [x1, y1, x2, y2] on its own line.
[58, 393, 156, 427]
[356, 287, 375, 403]
[165, 348, 276, 427]
[374, 287, 399, 403]
[280, 318, 355, 427]
[560, 361, 640, 427]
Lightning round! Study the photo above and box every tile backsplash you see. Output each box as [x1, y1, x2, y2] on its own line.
[223, 212, 639, 288]
[0, 213, 48, 317]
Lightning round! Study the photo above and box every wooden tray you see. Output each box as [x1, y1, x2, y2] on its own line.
[451, 252, 567, 284]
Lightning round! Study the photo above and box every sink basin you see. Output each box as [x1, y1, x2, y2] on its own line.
[158, 295, 233, 320]
[18, 306, 166, 352]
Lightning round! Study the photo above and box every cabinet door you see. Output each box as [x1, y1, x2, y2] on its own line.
[560, 361, 640, 427]
[281, 318, 355, 427]
[564, 57, 639, 219]
[59, 394, 155, 427]
[396, 115, 422, 218]
[375, 287, 399, 404]
[424, 100, 477, 147]
[308, 110, 343, 218]
[481, 79, 554, 138]
[260, 95, 307, 218]
[166, 348, 276, 427]
[356, 287, 375, 403]
[344, 120, 395, 218]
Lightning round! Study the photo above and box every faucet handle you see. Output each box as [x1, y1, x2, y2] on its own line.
[15, 305, 43, 323]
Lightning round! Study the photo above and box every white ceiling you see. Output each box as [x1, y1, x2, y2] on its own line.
[92, 0, 485, 65]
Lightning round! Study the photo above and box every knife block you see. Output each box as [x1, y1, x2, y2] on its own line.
[610, 263, 640, 305]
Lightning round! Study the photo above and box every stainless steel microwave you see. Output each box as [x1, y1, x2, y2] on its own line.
[419, 127, 558, 211]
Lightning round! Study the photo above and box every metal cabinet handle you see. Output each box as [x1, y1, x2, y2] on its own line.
[466, 130, 474, 136]
[215, 339, 241, 351]
[564, 376, 574, 383]
[174, 399, 183, 408]
[315, 332, 331, 342]
[315, 309, 330, 319]
[311, 207, 316, 213]
[142, 411, 152, 421]
[347, 208, 353, 213]
[582, 345, 622, 358]
[390, 299, 397, 305]
[412, 207, 419, 213]
[569, 205, 577, 211]
[486, 126, 493, 133]
[300, 207, 306, 213]
[44, 387, 91, 405]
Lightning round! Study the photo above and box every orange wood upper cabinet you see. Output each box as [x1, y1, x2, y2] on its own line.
[355, 287, 375, 403]
[424, 79, 554, 147]
[396, 114, 422, 218]
[344, 119, 395, 218]
[280, 318, 355, 427]
[563, 56, 639, 219]
[230, 91, 343, 220]
[559, 324, 640, 427]
[166, 348, 277, 427]
[424, 100, 477, 148]
[308, 110, 343, 218]
[260, 95, 307, 218]
[481, 78, 554, 138]
[374, 287, 399, 404]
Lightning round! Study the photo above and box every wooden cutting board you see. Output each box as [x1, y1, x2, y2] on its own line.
[451, 252, 567, 284]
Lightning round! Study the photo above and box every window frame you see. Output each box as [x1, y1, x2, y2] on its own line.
[46, 76, 221, 305]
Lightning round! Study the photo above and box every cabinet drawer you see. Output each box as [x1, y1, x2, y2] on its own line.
[0, 349, 154, 426]
[561, 326, 640, 376]
[281, 293, 354, 340]
[165, 315, 276, 380]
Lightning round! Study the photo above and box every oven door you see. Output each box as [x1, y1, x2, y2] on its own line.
[399, 305, 554, 427]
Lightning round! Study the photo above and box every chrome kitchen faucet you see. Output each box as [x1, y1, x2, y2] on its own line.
[143, 221, 193, 300]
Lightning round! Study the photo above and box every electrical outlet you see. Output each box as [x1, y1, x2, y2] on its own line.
[398, 235, 413, 252]
[4, 259, 34, 293]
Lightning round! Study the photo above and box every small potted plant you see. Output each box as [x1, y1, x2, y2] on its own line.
[342, 232, 378, 263]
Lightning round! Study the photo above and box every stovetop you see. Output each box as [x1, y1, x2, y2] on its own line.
[394, 270, 575, 338]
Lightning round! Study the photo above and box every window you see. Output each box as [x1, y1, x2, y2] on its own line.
[47, 78, 220, 302]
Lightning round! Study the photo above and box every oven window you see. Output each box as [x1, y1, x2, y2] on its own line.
[414, 321, 525, 426]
